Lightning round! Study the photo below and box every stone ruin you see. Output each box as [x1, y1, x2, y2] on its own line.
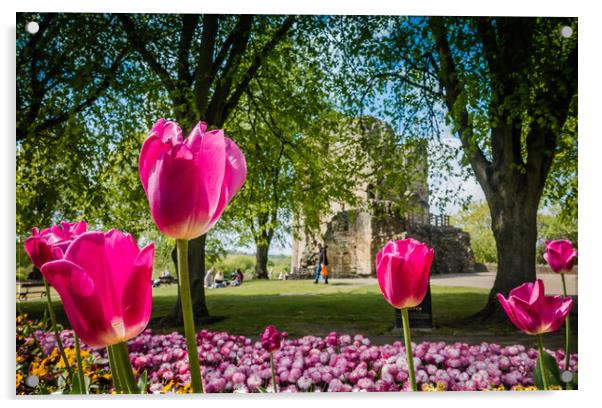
[290, 117, 477, 278]
[291, 205, 477, 278]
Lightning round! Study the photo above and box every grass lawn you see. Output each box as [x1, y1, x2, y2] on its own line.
[17, 280, 502, 339]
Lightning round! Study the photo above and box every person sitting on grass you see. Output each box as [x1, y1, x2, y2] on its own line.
[204, 267, 215, 288]
[233, 268, 244, 286]
[213, 270, 225, 288]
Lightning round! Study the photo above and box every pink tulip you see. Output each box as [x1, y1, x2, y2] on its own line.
[40, 230, 154, 348]
[261, 325, 283, 354]
[544, 239, 577, 273]
[24, 221, 87, 268]
[375, 238, 434, 309]
[139, 119, 247, 240]
[496, 279, 572, 335]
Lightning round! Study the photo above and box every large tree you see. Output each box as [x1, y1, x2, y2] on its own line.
[332, 16, 577, 318]
[116, 14, 296, 323]
[429, 17, 577, 318]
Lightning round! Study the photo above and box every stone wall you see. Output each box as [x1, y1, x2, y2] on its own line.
[371, 206, 477, 275]
[291, 206, 478, 278]
[322, 210, 373, 278]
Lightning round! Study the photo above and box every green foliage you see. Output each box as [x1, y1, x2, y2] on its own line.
[212, 253, 291, 280]
[454, 201, 578, 265]
[536, 206, 578, 264]
[534, 350, 562, 389]
[214, 254, 255, 278]
[452, 201, 497, 264]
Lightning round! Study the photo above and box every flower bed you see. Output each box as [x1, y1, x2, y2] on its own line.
[16, 316, 577, 394]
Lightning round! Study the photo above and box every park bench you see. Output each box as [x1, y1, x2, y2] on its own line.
[152, 275, 178, 287]
[16, 280, 46, 301]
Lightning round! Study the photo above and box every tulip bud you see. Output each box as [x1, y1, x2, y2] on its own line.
[375, 238, 434, 309]
[544, 239, 578, 273]
[260, 325, 283, 354]
[139, 119, 247, 240]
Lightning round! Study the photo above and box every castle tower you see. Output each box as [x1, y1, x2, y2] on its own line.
[290, 117, 430, 278]
[290, 116, 477, 278]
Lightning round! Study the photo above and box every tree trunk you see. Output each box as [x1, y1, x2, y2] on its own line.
[475, 187, 539, 320]
[164, 235, 210, 326]
[254, 241, 270, 279]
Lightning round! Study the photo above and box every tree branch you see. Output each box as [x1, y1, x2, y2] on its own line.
[32, 49, 129, 136]
[205, 15, 254, 126]
[118, 15, 176, 94]
[429, 17, 493, 197]
[220, 15, 296, 125]
[177, 14, 199, 85]
[193, 14, 218, 119]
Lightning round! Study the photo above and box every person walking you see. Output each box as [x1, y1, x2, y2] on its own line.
[320, 244, 329, 284]
[313, 242, 323, 284]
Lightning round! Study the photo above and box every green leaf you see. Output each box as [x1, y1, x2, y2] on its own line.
[137, 370, 148, 394]
[534, 350, 562, 389]
[67, 371, 90, 395]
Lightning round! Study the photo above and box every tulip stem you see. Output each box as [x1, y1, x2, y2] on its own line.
[401, 308, 417, 391]
[43, 278, 72, 376]
[73, 334, 87, 394]
[112, 342, 138, 394]
[270, 353, 278, 393]
[107, 346, 124, 393]
[560, 273, 571, 372]
[537, 334, 549, 390]
[176, 239, 204, 393]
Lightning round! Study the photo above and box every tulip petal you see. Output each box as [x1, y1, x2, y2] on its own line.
[376, 241, 397, 269]
[151, 118, 183, 144]
[496, 293, 521, 330]
[543, 295, 573, 333]
[377, 254, 418, 309]
[64, 231, 124, 321]
[195, 129, 227, 218]
[139, 135, 172, 193]
[394, 239, 412, 256]
[123, 243, 154, 340]
[147, 146, 212, 239]
[222, 136, 247, 202]
[185, 122, 212, 151]
[510, 296, 543, 334]
[508, 281, 539, 305]
[40, 260, 111, 348]
[495, 293, 523, 330]
[104, 229, 140, 296]
[24, 236, 54, 269]
[414, 248, 434, 304]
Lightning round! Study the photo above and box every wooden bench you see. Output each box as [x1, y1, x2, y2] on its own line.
[16, 280, 46, 301]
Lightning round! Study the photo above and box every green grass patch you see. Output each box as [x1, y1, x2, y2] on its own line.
[18, 280, 495, 339]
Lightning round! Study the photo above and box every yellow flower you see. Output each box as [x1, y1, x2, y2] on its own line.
[176, 383, 192, 394]
[421, 383, 438, 392]
[16, 372, 24, 389]
[486, 384, 506, 391]
[511, 385, 538, 391]
[29, 360, 49, 378]
[16, 352, 27, 364]
[163, 380, 175, 393]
